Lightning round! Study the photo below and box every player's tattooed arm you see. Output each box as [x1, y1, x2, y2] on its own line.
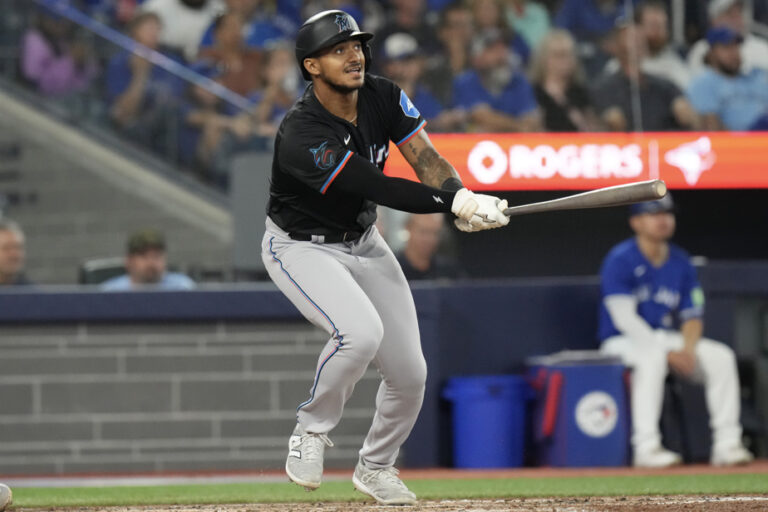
[401, 130, 463, 190]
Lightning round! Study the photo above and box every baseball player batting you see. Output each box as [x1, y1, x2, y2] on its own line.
[261, 10, 509, 506]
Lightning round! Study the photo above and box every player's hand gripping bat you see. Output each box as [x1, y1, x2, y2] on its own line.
[501, 179, 667, 217]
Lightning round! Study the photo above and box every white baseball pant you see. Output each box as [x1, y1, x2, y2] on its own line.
[261, 217, 427, 468]
[600, 330, 742, 452]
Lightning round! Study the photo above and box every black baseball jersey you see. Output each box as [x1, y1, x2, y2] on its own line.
[267, 74, 427, 236]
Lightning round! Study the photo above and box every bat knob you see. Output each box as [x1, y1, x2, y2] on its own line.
[652, 180, 667, 198]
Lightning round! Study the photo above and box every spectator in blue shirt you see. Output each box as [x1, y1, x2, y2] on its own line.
[381, 33, 466, 132]
[106, 12, 185, 152]
[101, 229, 196, 291]
[452, 30, 540, 132]
[687, 27, 768, 131]
[555, 0, 636, 42]
[197, 0, 296, 52]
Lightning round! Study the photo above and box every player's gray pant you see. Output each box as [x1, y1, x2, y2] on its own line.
[262, 217, 427, 468]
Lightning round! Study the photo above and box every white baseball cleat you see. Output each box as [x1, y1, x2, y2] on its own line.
[353, 459, 417, 505]
[711, 443, 754, 467]
[633, 446, 683, 468]
[285, 424, 333, 491]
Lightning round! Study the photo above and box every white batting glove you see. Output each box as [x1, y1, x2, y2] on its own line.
[451, 188, 509, 231]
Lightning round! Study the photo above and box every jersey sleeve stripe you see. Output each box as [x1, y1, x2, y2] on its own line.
[320, 150, 353, 194]
[395, 120, 427, 147]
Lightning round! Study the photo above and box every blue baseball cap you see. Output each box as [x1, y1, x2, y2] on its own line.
[706, 26, 744, 46]
[629, 194, 675, 216]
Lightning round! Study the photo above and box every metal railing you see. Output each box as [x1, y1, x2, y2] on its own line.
[1, 0, 262, 190]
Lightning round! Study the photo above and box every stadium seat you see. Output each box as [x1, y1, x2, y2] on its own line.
[78, 256, 125, 284]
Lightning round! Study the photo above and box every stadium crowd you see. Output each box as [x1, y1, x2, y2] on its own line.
[16, 0, 768, 183]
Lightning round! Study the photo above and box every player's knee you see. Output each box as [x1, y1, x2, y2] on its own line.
[396, 356, 427, 392]
[635, 347, 668, 376]
[700, 341, 736, 371]
[342, 316, 384, 361]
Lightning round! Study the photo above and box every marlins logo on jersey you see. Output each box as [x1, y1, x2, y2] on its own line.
[310, 141, 336, 170]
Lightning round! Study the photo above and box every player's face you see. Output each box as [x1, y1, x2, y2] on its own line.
[311, 39, 365, 93]
[632, 212, 676, 242]
[0, 230, 25, 280]
[126, 249, 167, 285]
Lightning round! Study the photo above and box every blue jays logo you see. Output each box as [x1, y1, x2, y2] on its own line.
[399, 90, 420, 119]
[334, 14, 352, 33]
[310, 141, 336, 170]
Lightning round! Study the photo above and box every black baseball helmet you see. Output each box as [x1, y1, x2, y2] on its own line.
[295, 10, 373, 81]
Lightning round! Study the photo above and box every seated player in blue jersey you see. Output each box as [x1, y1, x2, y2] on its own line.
[598, 195, 752, 468]
[452, 30, 541, 132]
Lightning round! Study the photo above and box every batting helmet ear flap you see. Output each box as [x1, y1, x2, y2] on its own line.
[295, 10, 374, 81]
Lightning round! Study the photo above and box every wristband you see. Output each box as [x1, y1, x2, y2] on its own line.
[440, 177, 464, 192]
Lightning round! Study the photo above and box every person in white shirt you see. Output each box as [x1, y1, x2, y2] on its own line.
[687, 0, 768, 76]
[602, 1, 691, 89]
[140, 0, 223, 61]
[635, 1, 691, 89]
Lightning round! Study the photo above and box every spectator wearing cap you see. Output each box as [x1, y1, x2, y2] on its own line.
[423, 2, 474, 106]
[0, 220, 31, 286]
[503, 0, 550, 51]
[598, 194, 753, 468]
[20, 8, 97, 97]
[590, 21, 697, 132]
[530, 29, 600, 132]
[382, 33, 465, 132]
[101, 230, 195, 291]
[687, 0, 768, 76]
[106, 12, 186, 153]
[452, 30, 541, 132]
[687, 27, 768, 131]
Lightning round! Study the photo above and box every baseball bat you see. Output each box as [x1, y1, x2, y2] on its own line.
[502, 179, 667, 217]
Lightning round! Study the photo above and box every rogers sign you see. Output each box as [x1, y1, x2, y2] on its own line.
[467, 141, 643, 183]
[383, 132, 768, 190]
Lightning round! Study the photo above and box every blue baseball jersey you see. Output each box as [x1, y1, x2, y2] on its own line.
[598, 238, 705, 341]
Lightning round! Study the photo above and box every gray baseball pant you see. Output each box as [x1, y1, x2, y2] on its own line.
[262, 217, 427, 468]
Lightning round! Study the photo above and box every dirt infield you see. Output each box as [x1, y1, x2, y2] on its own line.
[16, 496, 768, 512]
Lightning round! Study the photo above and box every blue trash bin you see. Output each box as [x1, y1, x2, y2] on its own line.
[442, 375, 528, 468]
